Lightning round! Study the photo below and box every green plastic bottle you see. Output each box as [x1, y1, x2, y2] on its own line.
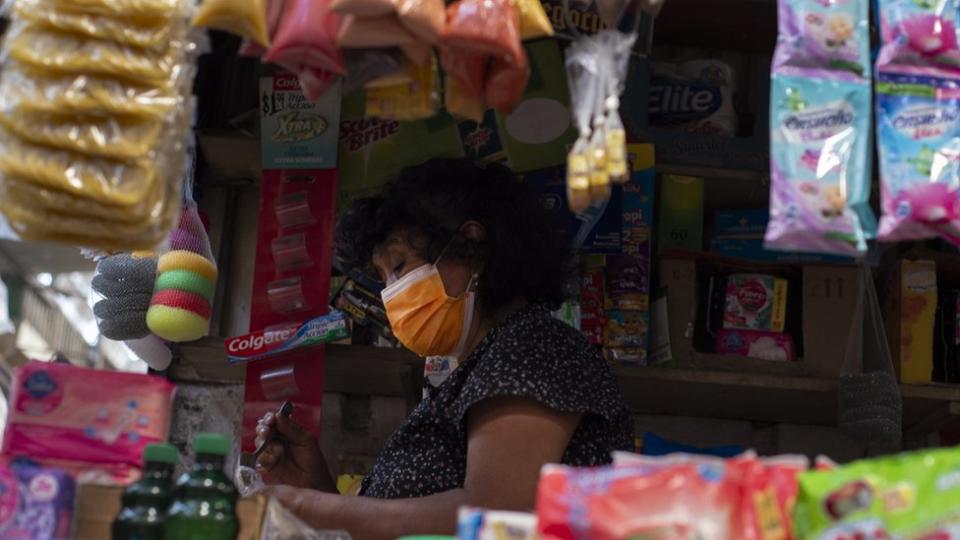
[163, 433, 239, 540]
[113, 443, 179, 540]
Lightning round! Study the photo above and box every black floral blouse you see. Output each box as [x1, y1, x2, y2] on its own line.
[360, 304, 635, 499]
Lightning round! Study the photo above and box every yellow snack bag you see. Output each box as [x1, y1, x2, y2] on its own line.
[444, 79, 485, 123]
[4, 173, 164, 224]
[0, 129, 157, 206]
[0, 170, 178, 251]
[192, 0, 271, 47]
[515, 0, 554, 40]
[43, 0, 187, 20]
[0, 111, 163, 161]
[15, 0, 177, 50]
[366, 57, 439, 121]
[0, 64, 178, 119]
[6, 24, 181, 85]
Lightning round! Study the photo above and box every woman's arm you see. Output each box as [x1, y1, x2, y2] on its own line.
[269, 397, 580, 540]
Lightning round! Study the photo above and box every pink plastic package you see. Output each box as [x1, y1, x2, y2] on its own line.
[3, 361, 175, 470]
[263, 0, 345, 75]
[875, 0, 960, 245]
[239, 0, 288, 57]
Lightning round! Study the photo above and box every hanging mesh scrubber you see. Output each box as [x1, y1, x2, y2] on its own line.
[92, 253, 157, 341]
[838, 262, 903, 449]
[146, 198, 218, 342]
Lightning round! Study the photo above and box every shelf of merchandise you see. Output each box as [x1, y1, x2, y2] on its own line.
[172, 339, 960, 435]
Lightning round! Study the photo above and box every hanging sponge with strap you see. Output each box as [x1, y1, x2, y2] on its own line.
[147, 199, 218, 342]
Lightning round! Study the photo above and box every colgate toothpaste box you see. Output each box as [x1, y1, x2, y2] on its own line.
[723, 274, 788, 332]
[226, 311, 349, 364]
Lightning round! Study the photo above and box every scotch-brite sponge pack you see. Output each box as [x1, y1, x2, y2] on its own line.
[0, 0, 199, 251]
[146, 200, 218, 343]
[765, 0, 875, 257]
[875, 0, 960, 246]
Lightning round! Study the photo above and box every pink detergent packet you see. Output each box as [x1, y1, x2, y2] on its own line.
[766, 0, 875, 256]
[877, 0, 960, 76]
[0, 463, 75, 540]
[264, 0, 345, 75]
[772, 0, 870, 79]
[3, 361, 175, 471]
[876, 0, 960, 245]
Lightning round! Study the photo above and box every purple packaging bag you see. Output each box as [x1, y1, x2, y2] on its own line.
[773, 0, 870, 80]
[0, 463, 75, 540]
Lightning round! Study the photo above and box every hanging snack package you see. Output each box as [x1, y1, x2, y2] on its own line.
[338, 14, 415, 49]
[265, 0, 344, 75]
[439, 47, 488, 102]
[565, 34, 602, 213]
[877, 0, 960, 75]
[793, 447, 960, 538]
[14, 0, 179, 50]
[440, 0, 523, 61]
[485, 51, 530, 114]
[5, 23, 184, 87]
[515, 0, 554, 41]
[0, 0, 198, 251]
[44, 0, 185, 20]
[765, 76, 873, 256]
[396, 0, 445, 44]
[0, 67, 178, 120]
[772, 0, 870, 78]
[765, 0, 874, 256]
[366, 57, 439, 121]
[875, 0, 960, 245]
[192, 0, 270, 47]
[330, 0, 395, 16]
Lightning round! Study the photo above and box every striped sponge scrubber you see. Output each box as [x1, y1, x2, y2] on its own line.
[147, 200, 218, 342]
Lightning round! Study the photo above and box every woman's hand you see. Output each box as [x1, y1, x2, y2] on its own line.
[255, 411, 331, 491]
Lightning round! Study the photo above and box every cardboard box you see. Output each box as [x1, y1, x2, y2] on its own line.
[886, 260, 937, 384]
[72, 484, 266, 540]
[660, 255, 862, 378]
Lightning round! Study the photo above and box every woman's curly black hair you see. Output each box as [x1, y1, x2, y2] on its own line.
[335, 158, 573, 316]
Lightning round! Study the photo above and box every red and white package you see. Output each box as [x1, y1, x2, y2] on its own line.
[537, 462, 739, 540]
[733, 455, 808, 540]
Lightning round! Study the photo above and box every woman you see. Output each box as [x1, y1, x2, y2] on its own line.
[257, 159, 633, 539]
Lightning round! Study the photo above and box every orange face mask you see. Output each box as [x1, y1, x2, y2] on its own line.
[380, 263, 475, 358]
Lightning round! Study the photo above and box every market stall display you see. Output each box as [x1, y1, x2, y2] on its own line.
[12, 0, 960, 538]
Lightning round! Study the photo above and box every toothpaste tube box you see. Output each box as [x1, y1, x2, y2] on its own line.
[226, 310, 350, 364]
[716, 329, 796, 362]
[0, 462, 75, 540]
[723, 274, 788, 332]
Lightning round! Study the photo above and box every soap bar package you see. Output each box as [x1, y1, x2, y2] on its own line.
[723, 274, 788, 332]
[0, 463, 75, 540]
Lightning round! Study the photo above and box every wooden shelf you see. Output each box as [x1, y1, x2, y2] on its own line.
[173, 339, 960, 435]
[617, 365, 960, 434]
[172, 339, 424, 402]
